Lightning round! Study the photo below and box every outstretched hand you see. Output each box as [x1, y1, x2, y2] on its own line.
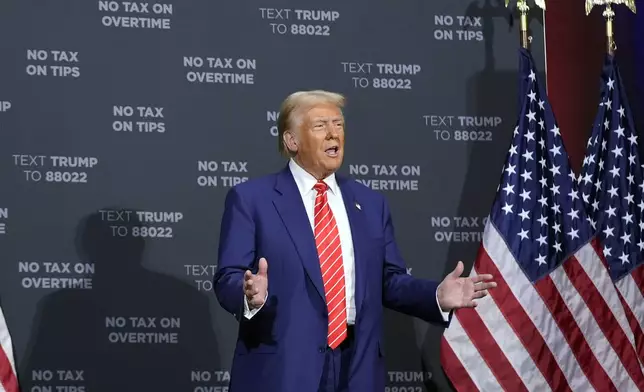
[437, 261, 496, 311]
[243, 257, 268, 309]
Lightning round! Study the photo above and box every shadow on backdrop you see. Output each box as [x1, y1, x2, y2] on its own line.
[383, 292, 431, 390]
[19, 208, 220, 391]
[418, 3, 544, 390]
[465, 0, 514, 71]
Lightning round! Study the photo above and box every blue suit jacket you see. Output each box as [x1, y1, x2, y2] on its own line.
[213, 165, 449, 391]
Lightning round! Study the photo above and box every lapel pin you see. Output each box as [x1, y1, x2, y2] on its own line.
[355, 202, 361, 210]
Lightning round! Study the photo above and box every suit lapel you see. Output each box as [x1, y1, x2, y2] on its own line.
[272, 166, 326, 301]
[336, 175, 368, 318]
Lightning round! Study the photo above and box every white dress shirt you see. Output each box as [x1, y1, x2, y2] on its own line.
[244, 159, 449, 323]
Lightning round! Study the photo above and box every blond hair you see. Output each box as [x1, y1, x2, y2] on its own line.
[277, 90, 346, 157]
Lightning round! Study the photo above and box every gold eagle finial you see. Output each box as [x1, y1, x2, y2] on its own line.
[505, 0, 546, 10]
[586, 0, 636, 15]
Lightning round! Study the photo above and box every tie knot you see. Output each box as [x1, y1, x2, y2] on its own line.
[313, 181, 328, 194]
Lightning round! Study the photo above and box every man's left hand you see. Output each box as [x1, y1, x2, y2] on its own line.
[437, 261, 496, 311]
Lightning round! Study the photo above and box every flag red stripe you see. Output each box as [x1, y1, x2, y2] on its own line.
[628, 265, 644, 298]
[534, 270, 617, 392]
[562, 256, 644, 389]
[589, 237, 609, 269]
[439, 337, 480, 392]
[0, 347, 18, 392]
[626, 266, 644, 360]
[456, 307, 528, 391]
[475, 248, 571, 391]
[591, 237, 644, 362]
[618, 290, 644, 361]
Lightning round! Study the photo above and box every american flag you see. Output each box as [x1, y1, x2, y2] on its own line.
[0, 302, 18, 392]
[440, 47, 644, 391]
[578, 53, 644, 361]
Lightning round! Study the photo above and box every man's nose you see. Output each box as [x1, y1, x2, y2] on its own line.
[326, 125, 339, 138]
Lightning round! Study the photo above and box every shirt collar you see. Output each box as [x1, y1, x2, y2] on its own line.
[288, 159, 339, 196]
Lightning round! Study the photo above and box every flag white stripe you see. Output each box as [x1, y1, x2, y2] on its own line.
[483, 222, 592, 390]
[549, 255, 636, 391]
[574, 244, 635, 346]
[470, 266, 551, 391]
[443, 316, 503, 391]
[616, 274, 644, 337]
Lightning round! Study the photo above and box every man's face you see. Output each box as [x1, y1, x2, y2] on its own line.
[290, 103, 345, 179]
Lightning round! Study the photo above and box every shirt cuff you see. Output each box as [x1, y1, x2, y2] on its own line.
[436, 290, 450, 322]
[243, 292, 268, 319]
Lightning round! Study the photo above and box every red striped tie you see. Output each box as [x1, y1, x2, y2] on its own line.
[313, 180, 347, 349]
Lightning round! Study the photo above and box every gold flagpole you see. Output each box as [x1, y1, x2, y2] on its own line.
[585, 0, 636, 55]
[506, 0, 546, 49]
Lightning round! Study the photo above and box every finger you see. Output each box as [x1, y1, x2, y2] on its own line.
[245, 288, 259, 299]
[244, 270, 253, 280]
[257, 258, 268, 277]
[244, 279, 254, 293]
[449, 261, 465, 278]
[473, 290, 488, 299]
[250, 297, 265, 308]
[463, 300, 477, 308]
[471, 274, 494, 283]
[475, 281, 497, 291]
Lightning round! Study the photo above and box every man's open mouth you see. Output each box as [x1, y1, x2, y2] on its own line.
[325, 146, 339, 156]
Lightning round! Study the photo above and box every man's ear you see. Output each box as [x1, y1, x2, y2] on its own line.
[283, 131, 298, 153]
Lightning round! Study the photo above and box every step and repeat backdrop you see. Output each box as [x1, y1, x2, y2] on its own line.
[0, 0, 545, 390]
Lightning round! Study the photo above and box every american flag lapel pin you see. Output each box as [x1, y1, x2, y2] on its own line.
[355, 202, 361, 210]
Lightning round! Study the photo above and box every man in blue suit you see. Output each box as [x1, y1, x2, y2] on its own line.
[213, 90, 496, 391]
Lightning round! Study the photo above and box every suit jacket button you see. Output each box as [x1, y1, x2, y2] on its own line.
[318, 346, 326, 353]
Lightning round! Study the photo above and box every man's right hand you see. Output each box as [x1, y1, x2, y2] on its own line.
[244, 257, 268, 309]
